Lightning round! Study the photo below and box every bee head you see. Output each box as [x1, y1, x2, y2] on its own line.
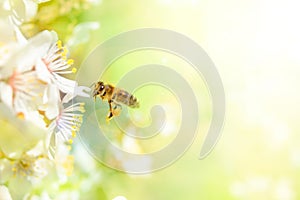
[93, 81, 105, 97]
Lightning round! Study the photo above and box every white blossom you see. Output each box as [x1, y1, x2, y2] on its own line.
[0, 185, 13, 200]
[48, 101, 85, 145]
[35, 33, 77, 94]
[46, 96, 86, 160]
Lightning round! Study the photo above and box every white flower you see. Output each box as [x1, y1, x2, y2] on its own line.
[5, 0, 50, 23]
[0, 70, 45, 115]
[35, 33, 77, 94]
[0, 185, 13, 200]
[0, 17, 20, 66]
[0, 103, 45, 157]
[0, 30, 55, 115]
[54, 140, 74, 182]
[47, 100, 85, 158]
[31, 30, 90, 120]
[62, 85, 91, 104]
[39, 83, 60, 120]
[0, 142, 53, 199]
[0, 104, 52, 199]
[0, 5, 94, 199]
[0, 104, 47, 182]
[10, 141, 51, 182]
[48, 101, 85, 143]
[0, 29, 88, 122]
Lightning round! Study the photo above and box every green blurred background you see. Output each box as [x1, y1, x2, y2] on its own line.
[33, 0, 300, 199]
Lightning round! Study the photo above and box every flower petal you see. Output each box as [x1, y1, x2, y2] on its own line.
[0, 159, 13, 183]
[5, 30, 57, 72]
[0, 185, 13, 200]
[0, 103, 46, 157]
[0, 82, 13, 108]
[62, 85, 91, 103]
[39, 84, 60, 120]
[8, 175, 31, 200]
[53, 74, 77, 94]
[35, 58, 52, 84]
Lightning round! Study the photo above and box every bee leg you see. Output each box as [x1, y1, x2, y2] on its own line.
[112, 102, 122, 117]
[106, 100, 114, 122]
[106, 112, 113, 122]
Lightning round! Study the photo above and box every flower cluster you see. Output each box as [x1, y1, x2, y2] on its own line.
[0, 0, 91, 198]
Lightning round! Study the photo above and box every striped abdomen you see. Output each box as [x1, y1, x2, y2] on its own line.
[112, 89, 139, 108]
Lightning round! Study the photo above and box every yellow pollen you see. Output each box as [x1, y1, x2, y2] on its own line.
[68, 59, 74, 65]
[72, 131, 76, 137]
[68, 139, 73, 144]
[71, 67, 77, 73]
[67, 145, 72, 151]
[62, 55, 67, 60]
[71, 125, 78, 131]
[17, 112, 25, 120]
[61, 47, 68, 57]
[63, 155, 74, 176]
[57, 40, 62, 49]
[12, 167, 17, 172]
[79, 104, 86, 112]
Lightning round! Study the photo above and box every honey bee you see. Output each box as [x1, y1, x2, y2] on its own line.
[93, 81, 139, 121]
